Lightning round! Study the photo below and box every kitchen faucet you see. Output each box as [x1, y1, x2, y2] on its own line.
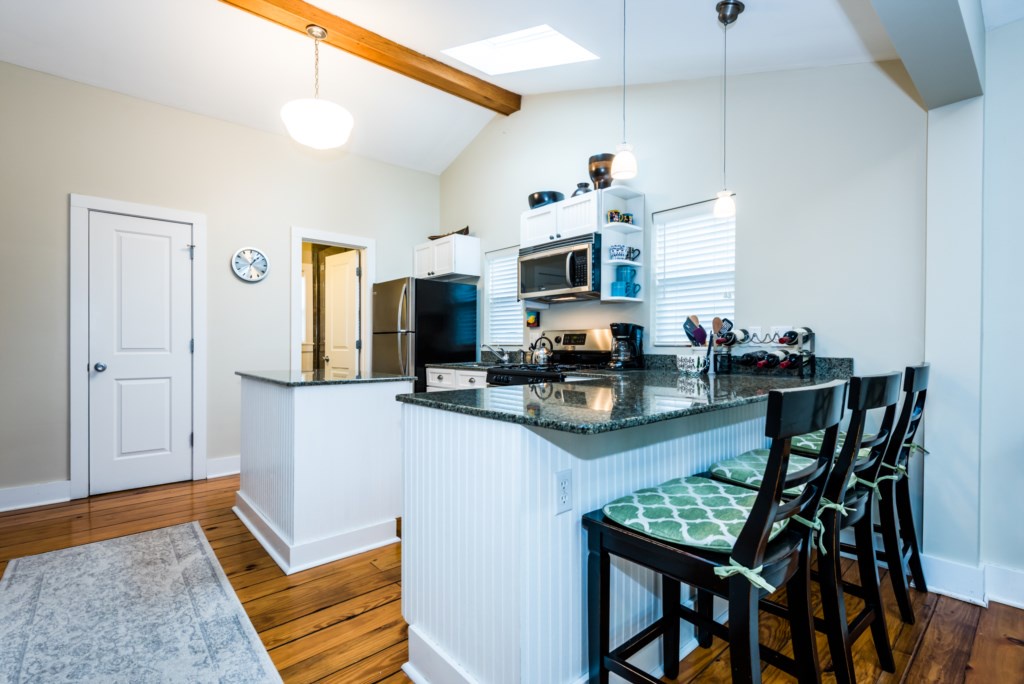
[482, 344, 510, 364]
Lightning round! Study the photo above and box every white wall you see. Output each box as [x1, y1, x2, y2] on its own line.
[981, 19, 1024, 573]
[441, 61, 927, 375]
[0, 61, 439, 489]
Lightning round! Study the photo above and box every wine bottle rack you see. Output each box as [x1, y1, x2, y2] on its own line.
[714, 327, 816, 378]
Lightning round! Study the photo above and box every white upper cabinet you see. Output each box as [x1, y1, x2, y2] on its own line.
[519, 191, 609, 248]
[414, 234, 481, 280]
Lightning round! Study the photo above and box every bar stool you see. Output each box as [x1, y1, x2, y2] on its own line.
[582, 379, 846, 684]
[707, 373, 902, 683]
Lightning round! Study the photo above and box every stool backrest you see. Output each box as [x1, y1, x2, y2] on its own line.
[825, 372, 902, 504]
[733, 379, 847, 568]
[882, 363, 929, 472]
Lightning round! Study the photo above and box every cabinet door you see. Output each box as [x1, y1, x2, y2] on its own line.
[520, 205, 558, 248]
[414, 242, 434, 278]
[455, 370, 486, 388]
[557, 193, 600, 239]
[433, 238, 456, 276]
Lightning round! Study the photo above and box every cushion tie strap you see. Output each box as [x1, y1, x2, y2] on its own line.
[852, 467, 903, 500]
[908, 443, 929, 456]
[713, 557, 777, 593]
[818, 497, 852, 517]
[791, 514, 827, 556]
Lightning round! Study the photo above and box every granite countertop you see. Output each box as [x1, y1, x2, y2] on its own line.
[395, 369, 851, 435]
[236, 370, 416, 387]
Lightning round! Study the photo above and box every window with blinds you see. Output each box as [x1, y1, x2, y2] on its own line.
[652, 202, 736, 346]
[484, 247, 523, 346]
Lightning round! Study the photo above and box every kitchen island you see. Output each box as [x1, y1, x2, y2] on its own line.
[234, 370, 414, 574]
[396, 368, 850, 684]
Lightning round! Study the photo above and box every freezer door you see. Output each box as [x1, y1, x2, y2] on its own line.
[412, 280, 478, 376]
[372, 277, 413, 333]
[372, 332, 414, 377]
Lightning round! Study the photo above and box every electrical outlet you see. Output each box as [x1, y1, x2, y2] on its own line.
[555, 470, 572, 515]
[770, 325, 790, 343]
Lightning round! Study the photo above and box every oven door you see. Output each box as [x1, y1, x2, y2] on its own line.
[518, 235, 598, 301]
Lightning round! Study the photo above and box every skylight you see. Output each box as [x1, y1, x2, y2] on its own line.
[442, 25, 599, 76]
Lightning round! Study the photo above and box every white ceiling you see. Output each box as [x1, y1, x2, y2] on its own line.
[981, 0, 1024, 29]
[0, 0, 905, 174]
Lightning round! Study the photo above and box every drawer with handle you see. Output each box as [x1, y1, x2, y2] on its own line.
[427, 368, 455, 388]
[455, 370, 487, 389]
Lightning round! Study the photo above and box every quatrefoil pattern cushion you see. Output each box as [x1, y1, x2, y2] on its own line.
[602, 476, 788, 551]
[791, 430, 874, 459]
[708, 449, 813, 495]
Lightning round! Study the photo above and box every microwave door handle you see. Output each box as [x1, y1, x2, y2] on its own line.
[565, 252, 574, 288]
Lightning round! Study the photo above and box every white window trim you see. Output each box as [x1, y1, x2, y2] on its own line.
[483, 246, 523, 347]
[651, 199, 736, 348]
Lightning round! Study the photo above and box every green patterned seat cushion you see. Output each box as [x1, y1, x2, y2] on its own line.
[707, 449, 812, 495]
[602, 476, 789, 552]
[791, 429, 874, 459]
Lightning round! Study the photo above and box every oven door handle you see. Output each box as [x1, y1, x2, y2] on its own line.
[565, 251, 575, 288]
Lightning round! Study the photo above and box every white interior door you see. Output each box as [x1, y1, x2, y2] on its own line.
[325, 250, 360, 379]
[89, 211, 193, 495]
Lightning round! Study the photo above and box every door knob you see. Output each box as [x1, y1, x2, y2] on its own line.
[323, 356, 330, 364]
[94, 362, 107, 372]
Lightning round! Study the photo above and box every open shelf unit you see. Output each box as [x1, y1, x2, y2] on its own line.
[598, 186, 645, 303]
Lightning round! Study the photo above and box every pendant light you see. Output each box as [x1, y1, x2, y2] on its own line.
[713, 1, 743, 218]
[281, 25, 354, 150]
[611, 0, 638, 180]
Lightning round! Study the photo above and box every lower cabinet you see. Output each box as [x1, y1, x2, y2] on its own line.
[426, 367, 487, 391]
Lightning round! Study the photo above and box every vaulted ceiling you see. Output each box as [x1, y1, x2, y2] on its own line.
[0, 1, 1010, 174]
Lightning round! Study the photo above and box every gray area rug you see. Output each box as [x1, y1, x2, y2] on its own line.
[0, 522, 281, 683]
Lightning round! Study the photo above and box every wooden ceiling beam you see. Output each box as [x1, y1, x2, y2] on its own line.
[219, 0, 522, 115]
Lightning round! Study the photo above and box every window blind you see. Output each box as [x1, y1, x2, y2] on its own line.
[485, 247, 523, 346]
[652, 203, 736, 346]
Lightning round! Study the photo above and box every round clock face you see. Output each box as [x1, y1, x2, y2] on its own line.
[231, 247, 269, 282]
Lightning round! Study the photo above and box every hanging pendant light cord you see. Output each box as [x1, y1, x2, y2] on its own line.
[621, 0, 627, 143]
[721, 22, 727, 190]
[313, 35, 320, 99]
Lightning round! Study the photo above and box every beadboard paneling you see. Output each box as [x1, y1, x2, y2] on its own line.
[239, 377, 295, 542]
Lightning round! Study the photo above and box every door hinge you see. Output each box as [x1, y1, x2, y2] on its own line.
[356, 339, 362, 350]
[356, 266, 362, 277]
[187, 244, 195, 260]
[189, 432, 194, 447]
[189, 339, 194, 353]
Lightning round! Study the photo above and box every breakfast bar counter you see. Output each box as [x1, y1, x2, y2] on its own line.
[234, 370, 414, 575]
[396, 367, 850, 684]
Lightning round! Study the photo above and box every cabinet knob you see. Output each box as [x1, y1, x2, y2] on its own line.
[549, 235, 555, 240]
[556, 233, 562, 238]
[437, 374, 444, 381]
[468, 377, 476, 384]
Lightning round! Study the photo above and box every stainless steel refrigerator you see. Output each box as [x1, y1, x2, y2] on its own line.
[372, 277, 478, 392]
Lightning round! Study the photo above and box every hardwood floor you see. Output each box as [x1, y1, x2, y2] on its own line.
[0, 476, 1021, 683]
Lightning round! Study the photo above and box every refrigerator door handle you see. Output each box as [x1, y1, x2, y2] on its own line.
[397, 282, 408, 333]
[398, 333, 406, 375]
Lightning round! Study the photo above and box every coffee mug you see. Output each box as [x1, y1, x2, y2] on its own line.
[615, 265, 637, 282]
[608, 244, 627, 260]
[611, 281, 641, 297]
[626, 247, 641, 261]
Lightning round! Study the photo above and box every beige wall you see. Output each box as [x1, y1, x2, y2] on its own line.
[0, 61, 439, 488]
[441, 61, 927, 376]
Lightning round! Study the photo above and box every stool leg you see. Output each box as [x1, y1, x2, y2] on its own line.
[728, 577, 762, 684]
[879, 480, 915, 624]
[586, 531, 610, 684]
[819, 518, 854, 684]
[696, 588, 714, 648]
[787, 544, 822, 684]
[663, 578, 681, 680]
[896, 474, 928, 594]
[855, 514, 895, 673]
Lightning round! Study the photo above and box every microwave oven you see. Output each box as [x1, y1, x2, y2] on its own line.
[518, 233, 601, 302]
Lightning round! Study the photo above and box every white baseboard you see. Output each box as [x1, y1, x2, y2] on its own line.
[0, 480, 71, 513]
[921, 553, 987, 606]
[233, 491, 398, 575]
[206, 455, 240, 479]
[984, 563, 1024, 610]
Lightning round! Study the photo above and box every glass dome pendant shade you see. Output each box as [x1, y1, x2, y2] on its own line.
[281, 25, 354, 150]
[713, 190, 736, 218]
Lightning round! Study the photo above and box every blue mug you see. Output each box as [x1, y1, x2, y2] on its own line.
[611, 281, 642, 297]
[615, 265, 637, 282]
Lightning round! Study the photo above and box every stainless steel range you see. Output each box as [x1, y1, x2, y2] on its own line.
[485, 329, 612, 386]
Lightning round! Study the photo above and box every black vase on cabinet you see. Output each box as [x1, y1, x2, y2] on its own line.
[588, 154, 615, 190]
[572, 182, 592, 197]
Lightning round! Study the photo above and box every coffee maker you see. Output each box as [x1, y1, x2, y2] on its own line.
[608, 323, 644, 369]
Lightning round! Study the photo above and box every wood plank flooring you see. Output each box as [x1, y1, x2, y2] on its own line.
[0, 476, 1021, 683]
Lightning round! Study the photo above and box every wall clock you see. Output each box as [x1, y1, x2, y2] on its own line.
[231, 247, 269, 282]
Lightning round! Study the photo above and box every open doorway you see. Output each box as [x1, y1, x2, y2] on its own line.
[291, 227, 375, 377]
[302, 242, 361, 376]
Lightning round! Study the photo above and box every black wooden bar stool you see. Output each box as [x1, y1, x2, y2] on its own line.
[582, 379, 846, 684]
[841, 364, 929, 624]
[706, 373, 902, 683]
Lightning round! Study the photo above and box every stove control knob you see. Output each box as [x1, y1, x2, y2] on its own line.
[554, 336, 561, 344]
